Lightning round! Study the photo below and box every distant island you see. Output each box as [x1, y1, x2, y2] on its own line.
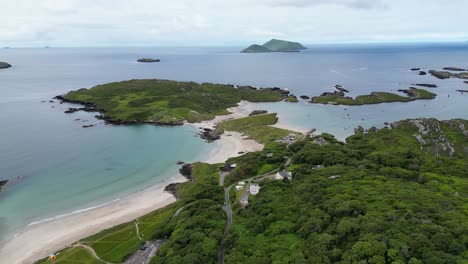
[241, 39, 306, 53]
[137, 58, 160, 63]
[0, 61, 12, 69]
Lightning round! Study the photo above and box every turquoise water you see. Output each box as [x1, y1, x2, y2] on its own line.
[1, 44, 468, 245]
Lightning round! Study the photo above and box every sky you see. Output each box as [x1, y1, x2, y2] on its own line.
[1, 0, 467, 47]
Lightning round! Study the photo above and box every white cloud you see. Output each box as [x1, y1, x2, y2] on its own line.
[0, 0, 466, 46]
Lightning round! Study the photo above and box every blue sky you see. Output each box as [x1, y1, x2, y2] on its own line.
[1, 0, 467, 47]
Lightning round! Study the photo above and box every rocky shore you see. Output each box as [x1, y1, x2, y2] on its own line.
[53, 95, 185, 126]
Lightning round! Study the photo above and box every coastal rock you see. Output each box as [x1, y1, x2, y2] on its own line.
[418, 71, 427, 75]
[249, 110, 268, 116]
[464, 81, 468, 84]
[137, 58, 160, 63]
[300, 95, 310, 100]
[413, 83, 438, 88]
[179, 164, 193, 181]
[411, 68, 421, 71]
[82, 124, 94, 128]
[164, 183, 180, 199]
[0, 62, 12, 69]
[0, 180, 7, 192]
[429, 70, 452, 79]
[443, 67, 466, 72]
[198, 128, 221, 142]
[335, 85, 349, 93]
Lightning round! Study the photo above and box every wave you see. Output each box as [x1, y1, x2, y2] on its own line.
[26, 198, 121, 227]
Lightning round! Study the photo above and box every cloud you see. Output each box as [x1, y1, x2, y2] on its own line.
[0, 0, 467, 46]
[268, 0, 387, 9]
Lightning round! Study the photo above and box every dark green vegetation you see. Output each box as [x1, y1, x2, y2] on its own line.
[241, 39, 306, 53]
[225, 118, 468, 263]
[430, 70, 468, 80]
[0, 61, 12, 69]
[310, 88, 436, 105]
[215, 113, 298, 145]
[60, 79, 290, 125]
[37, 118, 468, 264]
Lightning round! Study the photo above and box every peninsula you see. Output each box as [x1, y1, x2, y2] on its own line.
[55, 79, 292, 125]
[0, 61, 12, 69]
[241, 39, 306, 53]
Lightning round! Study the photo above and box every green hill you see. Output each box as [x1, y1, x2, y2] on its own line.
[241, 44, 273, 53]
[262, 39, 306, 52]
[241, 39, 306, 53]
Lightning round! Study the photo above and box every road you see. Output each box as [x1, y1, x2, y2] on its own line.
[218, 185, 233, 264]
[218, 168, 280, 264]
[123, 240, 164, 264]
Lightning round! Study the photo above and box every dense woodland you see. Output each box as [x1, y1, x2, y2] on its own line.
[38, 118, 467, 264]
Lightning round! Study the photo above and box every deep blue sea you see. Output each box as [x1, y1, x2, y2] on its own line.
[0, 43, 467, 244]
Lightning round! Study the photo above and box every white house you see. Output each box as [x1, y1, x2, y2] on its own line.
[235, 185, 243, 191]
[238, 181, 246, 186]
[249, 184, 261, 195]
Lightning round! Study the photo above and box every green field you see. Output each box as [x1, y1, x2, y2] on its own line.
[215, 113, 298, 144]
[62, 80, 289, 124]
[311, 88, 436, 105]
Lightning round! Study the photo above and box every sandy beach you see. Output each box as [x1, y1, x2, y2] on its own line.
[0, 101, 266, 264]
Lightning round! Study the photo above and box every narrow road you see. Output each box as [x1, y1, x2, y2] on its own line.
[123, 240, 164, 264]
[218, 185, 233, 264]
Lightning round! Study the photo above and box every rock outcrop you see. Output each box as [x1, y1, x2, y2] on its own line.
[0, 62, 12, 69]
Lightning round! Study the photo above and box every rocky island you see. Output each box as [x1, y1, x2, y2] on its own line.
[429, 69, 468, 79]
[310, 87, 436, 105]
[137, 58, 160, 63]
[55, 79, 292, 125]
[0, 61, 12, 69]
[241, 39, 306, 53]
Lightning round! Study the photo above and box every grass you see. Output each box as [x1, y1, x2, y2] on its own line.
[62, 79, 287, 124]
[310, 88, 436, 105]
[215, 113, 297, 144]
[285, 96, 299, 103]
[36, 246, 104, 264]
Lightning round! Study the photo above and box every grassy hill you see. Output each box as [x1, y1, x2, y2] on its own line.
[262, 39, 306, 52]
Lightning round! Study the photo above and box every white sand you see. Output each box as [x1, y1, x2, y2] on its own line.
[0, 101, 265, 264]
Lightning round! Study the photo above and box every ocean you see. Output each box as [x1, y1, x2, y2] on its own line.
[1, 43, 467, 244]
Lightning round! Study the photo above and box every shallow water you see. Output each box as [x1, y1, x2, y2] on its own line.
[0, 43, 467, 243]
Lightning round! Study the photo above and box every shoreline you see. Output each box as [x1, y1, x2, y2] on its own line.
[0, 101, 273, 264]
